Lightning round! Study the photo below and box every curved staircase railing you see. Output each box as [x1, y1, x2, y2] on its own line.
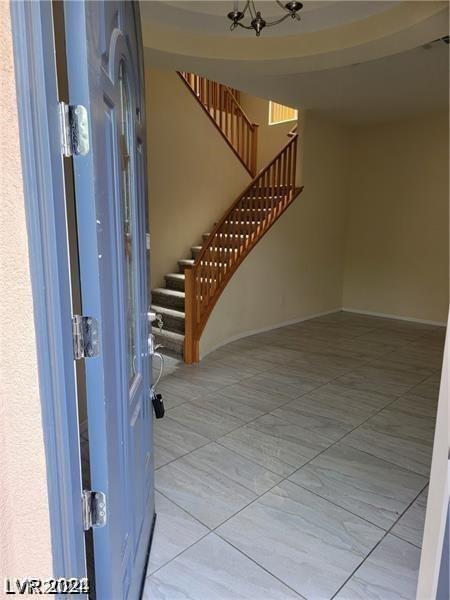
[178, 71, 259, 176]
[184, 131, 302, 362]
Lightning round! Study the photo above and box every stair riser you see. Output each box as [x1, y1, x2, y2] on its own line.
[154, 332, 184, 357]
[191, 246, 201, 259]
[152, 291, 185, 311]
[157, 313, 185, 335]
[165, 276, 185, 292]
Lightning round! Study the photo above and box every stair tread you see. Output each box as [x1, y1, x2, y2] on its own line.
[178, 259, 195, 265]
[152, 288, 185, 298]
[154, 329, 184, 341]
[151, 305, 185, 319]
[166, 273, 185, 280]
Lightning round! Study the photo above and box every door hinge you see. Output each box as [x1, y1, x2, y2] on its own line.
[82, 490, 107, 531]
[72, 315, 99, 360]
[59, 102, 90, 157]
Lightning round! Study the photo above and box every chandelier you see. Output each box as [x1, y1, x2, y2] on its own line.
[227, 1, 303, 37]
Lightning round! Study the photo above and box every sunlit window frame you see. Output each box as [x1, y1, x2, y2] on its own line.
[268, 100, 298, 126]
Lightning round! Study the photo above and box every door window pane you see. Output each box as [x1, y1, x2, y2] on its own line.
[119, 61, 138, 387]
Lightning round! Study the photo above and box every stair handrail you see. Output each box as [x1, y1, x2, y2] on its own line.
[184, 131, 302, 362]
[178, 71, 259, 176]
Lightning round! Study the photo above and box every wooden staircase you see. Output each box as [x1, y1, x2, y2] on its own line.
[152, 73, 302, 362]
[178, 72, 259, 177]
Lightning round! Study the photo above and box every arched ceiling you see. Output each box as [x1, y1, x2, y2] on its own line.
[141, 0, 449, 122]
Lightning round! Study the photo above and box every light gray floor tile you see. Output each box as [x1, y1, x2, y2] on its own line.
[155, 443, 281, 528]
[207, 350, 275, 374]
[347, 361, 433, 395]
[356, 328, 419, 347]
[272, 384, 380, 442]
[390, 393, 438, 418]
[308, 381, 395, 411]
[341, 406, 435, 476]
[147, 492, 208, 575]
[335, 534, 420, 600]
[386, 345, 444, 371]
[174, 361, 255, 389]
[335, 337, 401, 360]
[143, 534, 302, 600]
[391, 487, 428, 547]
[166, 402, 245, 440]
[238, 370, 320, 399]
[191, 392, 265, 423]
[214, 380, 295, 413]
[409, 373, 442, 400]
[153, 417, 210, 469]
[217, 480, 384, 599]
[286, 350, 359, 378]
[157, 376, 203, 407]
[218, 414, 330, 476]
[334, 371, 412, 398]
[289, 444, 427, 529]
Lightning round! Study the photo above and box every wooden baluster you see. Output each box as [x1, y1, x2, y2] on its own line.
[236, 205, 242, 263]
[288, 141, 294, 201]
[284, 145, 289, 209]
[231, 102, 235, 150]
[289, 141, 294, 202]
[217, 85, 220, 130]
[237, 113, 241, 158]
[215, 232, 219, 294]
[270, 161, 275, 219]
[220, 86, 224, 134]
[257, 179, 263, 235]
[247, 127, 251, 173]
[278, 151, 283, 212]
[227, 94, 231, 141]
[214, 83, 220, 125]
[283, 144, 288, 207]
[247, 185, 253, 244]
[251, 124, 258, 176]
[292, 136, 298, 193]
[270, 159, 276, 223]
[207, 246, 213, 304]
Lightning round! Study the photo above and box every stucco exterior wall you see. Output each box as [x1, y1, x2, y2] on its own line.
[0, 3, 53, 588]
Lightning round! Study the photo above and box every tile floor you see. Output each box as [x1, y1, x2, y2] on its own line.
[143, 311, 444, 600]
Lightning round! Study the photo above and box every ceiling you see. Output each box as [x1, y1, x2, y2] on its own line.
[141, 1, 400, 37]
[141, 0, 449, 122]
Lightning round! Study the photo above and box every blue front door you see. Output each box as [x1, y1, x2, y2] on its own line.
[63, 2, 154, 598]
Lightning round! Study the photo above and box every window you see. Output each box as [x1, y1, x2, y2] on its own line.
[119, 61, 139, 387]
[268, 101, 298, 125]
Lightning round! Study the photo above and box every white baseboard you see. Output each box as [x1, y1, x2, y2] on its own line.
[201, 306, 447, 359]
[200, 307, 342, 359]
[342, 307, 447, 327]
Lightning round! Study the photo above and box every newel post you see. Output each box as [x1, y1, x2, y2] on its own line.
[183, 266, 199, 363]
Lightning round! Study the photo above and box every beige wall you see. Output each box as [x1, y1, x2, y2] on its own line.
[201, 112, 350, 355]
[147, 68, 250, 288]
[343, 111, 449, 323]
[239, 93, 295, 171]
[0, 3, 53, 586]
